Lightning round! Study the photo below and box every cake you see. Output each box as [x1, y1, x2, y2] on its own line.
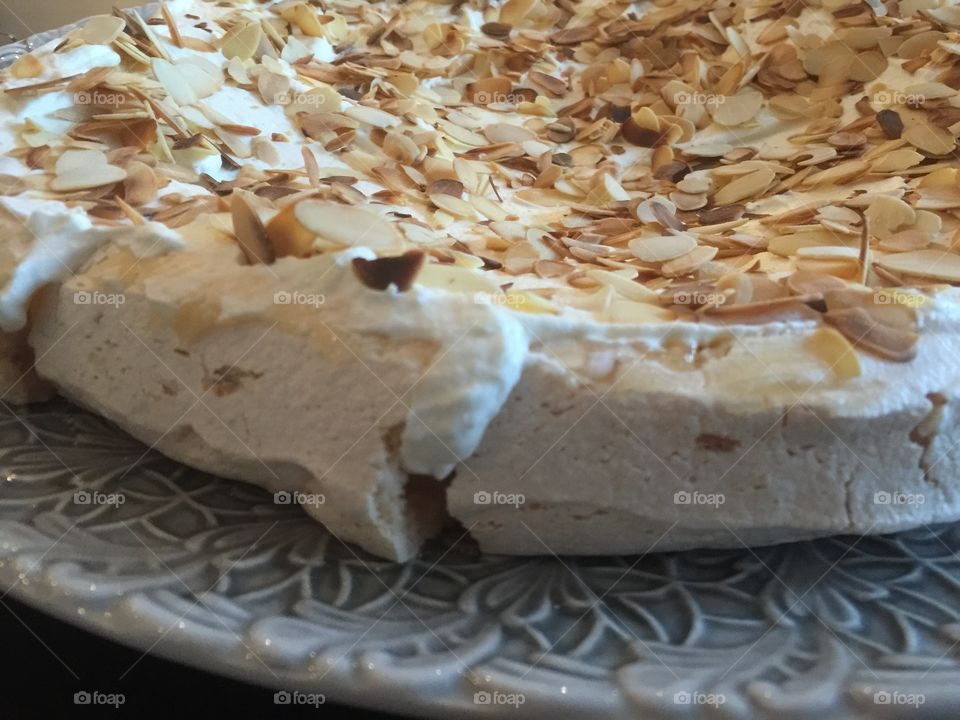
[3, 0, 960, 560]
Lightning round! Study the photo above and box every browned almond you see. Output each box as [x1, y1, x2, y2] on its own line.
[218, 123, 261, 136]
[653, 161, 690, 182]
[823, 306, 918, 362]
[427, 178, 464, 197]
[786, 271, 848, 296]
[480, 22, 512, 38]
[230, 190, 275, 265]
[698, 204, 744, 225]
[621, 117, 666, 147]
[352, 250, 425, 291]
[876, 109, 903, 139]
[528, 71, 566, 96]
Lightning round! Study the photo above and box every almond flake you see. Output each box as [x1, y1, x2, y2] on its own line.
[877, 249, 960, 283]
[876, 109, 903, 139]
[160, 2, 183, 48]
[903, 124, 955, 156]
[122, 161, 158, 206]
[585, 268, 657, 302]
[230, 190, 275, 265]
[427, 179, 464, 197]
[629, 234, 698, 263]
[220, 22, 262, 62]
[74, 15, 125, 45]
[51, 163, 127, 192]
[823, 307, 918, 362]
[353, 251, 425, 292]
[807, 327, 861, 380]
[786, 271, 847, 296]
[708, 88, 764, 127]
[481, 22, 512, 38]
[879, 230, 929, 253]
[528, 71, 566, 97]
[660, 245, 718, 277]
[713, 168, 774, 205]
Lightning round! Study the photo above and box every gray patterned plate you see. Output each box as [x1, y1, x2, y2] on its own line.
[1, 400, 959, 718]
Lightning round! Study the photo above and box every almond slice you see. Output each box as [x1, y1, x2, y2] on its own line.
[823, 307, 918, 362]
[807, 327, 861, 380]
[708, 88, 764, 127]
[230, 190, 275, 265]
[713, 168, 775, 205]
[628, 234, 698, 263]
[293, 199, 403, 250]
[877, 249, 960, 283]
[903, 124, 956, 156]
[585, 268, 657, 302]
[661, 245, 718, 276]
[352, 250, 425, 292]
[786, 271, 847, 296]
[122, 161, 158, 206]
[220, 22, 262, 62]
[160, 2, 183, 48]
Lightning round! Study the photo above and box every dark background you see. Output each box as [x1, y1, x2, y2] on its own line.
[0, 595, 409, 717]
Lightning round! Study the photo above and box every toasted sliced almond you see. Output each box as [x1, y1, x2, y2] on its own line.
[713, 168, 775, 205]
[585, 268, 657, 302]
[879, 230, 929, 253]
[709, 88, 764, 127]
[230, 190, 275, 265]
[122, 161, 158, 206]
[786, 271, 847, 296]
[352, 251, 425, 292]
[807, 327, 861, 379]
[629, 234, 698, 263]
[51, 163, 126, 192]
[877, 249, 960, 283]
[661, 245, 719, 276]
[823, 307, 918, 362]
[294, 199, 403, 250]
[904, 124, 956, 155]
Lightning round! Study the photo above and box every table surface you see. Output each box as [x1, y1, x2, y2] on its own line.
[0, 595, 410, 717]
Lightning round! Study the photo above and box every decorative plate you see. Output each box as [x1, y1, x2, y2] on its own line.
[2, 16, 960, 720]
[2, 399, 960, 719]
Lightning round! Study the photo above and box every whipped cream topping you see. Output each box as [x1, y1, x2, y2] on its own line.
[0, 196, 180, 331]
